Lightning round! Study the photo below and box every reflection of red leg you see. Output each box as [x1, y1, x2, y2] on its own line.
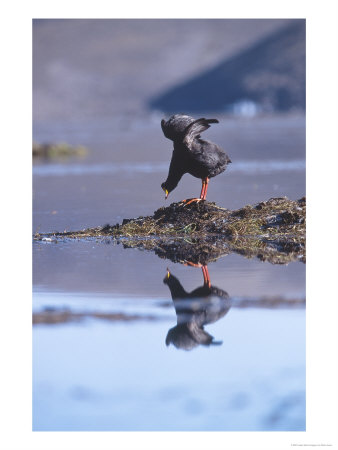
[201, 265, 211, 288]
[184, 261, 202, 268]
[183, 262, 211, 287]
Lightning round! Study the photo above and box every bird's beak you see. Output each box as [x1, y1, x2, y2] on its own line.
[164, 189, 169, 200]
[166, 268, 171, 278]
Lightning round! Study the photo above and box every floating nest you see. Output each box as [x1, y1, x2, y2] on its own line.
[34, 196, 306, 265]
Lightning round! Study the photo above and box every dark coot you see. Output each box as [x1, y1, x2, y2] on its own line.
[161, 114, 231, 203]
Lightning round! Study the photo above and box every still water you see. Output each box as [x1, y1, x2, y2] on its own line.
[33, 114, 305, 431]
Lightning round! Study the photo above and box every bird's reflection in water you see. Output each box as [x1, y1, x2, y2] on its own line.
[163, 264, 231, 351]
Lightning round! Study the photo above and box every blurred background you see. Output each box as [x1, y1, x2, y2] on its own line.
[33, 19, 306, 432]
[33, 19, 305, 121]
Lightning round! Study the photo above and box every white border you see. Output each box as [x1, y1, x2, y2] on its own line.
[1, 1, 338, 449]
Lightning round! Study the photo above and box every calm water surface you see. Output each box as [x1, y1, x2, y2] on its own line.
[33, 115, 306, 431]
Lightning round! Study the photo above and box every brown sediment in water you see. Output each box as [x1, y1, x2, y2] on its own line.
[34, 196, 305, 265]
[33, 295, 305, 325]
[33, 142, 88, 159]
[32, 309, 160, 325]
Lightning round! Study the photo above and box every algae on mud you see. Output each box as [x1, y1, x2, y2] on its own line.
[34, 196, 306, 265]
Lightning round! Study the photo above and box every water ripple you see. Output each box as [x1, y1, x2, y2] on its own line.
[33, 159, 305, 177]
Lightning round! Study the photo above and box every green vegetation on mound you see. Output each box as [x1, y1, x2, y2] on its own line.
[34, 196, 306, 265]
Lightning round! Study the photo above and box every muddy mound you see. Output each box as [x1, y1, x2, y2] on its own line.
[34, 196, 306, 265]
[40, 196, 304, 239]
[150, 196, 305, 236]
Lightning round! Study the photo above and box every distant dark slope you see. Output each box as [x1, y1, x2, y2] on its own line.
[149, 20, 305, 113]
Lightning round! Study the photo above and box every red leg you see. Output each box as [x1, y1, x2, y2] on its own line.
[201, 177, 209, 200]
[182, 178, 209, 206]
[200, 179, 206, 199]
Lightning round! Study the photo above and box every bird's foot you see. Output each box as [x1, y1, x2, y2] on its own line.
[180, 198, 202, 207]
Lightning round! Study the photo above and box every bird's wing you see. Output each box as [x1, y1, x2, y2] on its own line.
[183, 118, 219, 147]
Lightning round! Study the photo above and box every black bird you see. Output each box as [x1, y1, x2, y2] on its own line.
[161, 114, 231, 204]
[163, 265, 231, 351]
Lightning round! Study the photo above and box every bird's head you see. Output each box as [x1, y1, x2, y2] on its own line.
[161, 182, 170, 200]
